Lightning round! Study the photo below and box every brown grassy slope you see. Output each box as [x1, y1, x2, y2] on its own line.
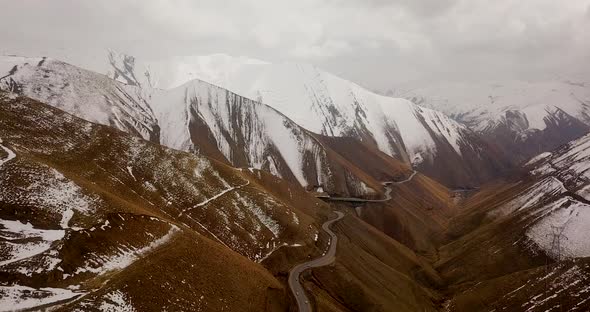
[447, 258, 590, 312]
[431, 178, 590, 311]
[434, 180, 548, 289]
[0, 92, 335, 310]
[358, 173, 455, 257]
[305, 213, 445, 312]
[56, 229, 289, 312]
[0, 92, 332, 260]
[317, 135, 413, 182]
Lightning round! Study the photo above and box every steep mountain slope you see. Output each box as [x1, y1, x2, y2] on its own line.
[432, 132, 590, 311]
[0, 91, 335, 311]
[306, 213, 445, 312]
[0, 56, 397, 197]
[0, 56, 160, 141]
[102, 53, 511, 188]
[398, 80, 590, 163]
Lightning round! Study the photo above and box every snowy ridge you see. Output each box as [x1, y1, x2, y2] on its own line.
[99, 53, 508, 187]
[398, 80, 590, 132]
[127, 55, 473, 163]
[398, 80, 590, 164]
[0, 56, 160, 141]
[149, 77, 344, 190]
[0, 55, 380, 194]
[500, 133, 590, 258]
[526, 133, 590, 191]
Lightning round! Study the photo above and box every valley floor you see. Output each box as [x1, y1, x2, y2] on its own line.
[291, 181, 590, 312]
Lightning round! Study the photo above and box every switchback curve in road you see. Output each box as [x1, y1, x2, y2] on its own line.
[289, 170, 417, 311]
[288, 211, 344, 312]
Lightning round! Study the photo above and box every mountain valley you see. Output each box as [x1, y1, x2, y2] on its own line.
[1, 52, 590, 312]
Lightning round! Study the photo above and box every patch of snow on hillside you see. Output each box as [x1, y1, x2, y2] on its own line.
[0, 164, 98, 230]
[0, 220, 64, 267]
[99, 290, 136, 312]
[530, 163, 556, 176]
[0, 285, 82, 311]
[493, 177, 566, 216]
[259, 107, 309, 186]
[236, 194, 280, 237]
[126, 166, 136, 181]
[527, 199, 590, 258]
[418, 107, 465, 155]
[358, 181, 377, 195]
[75, 224, 179, 276]
[193, 158, 210, 179]
[266, 156, 281, 178]
[525, 152, 553, 167]
[381, 99, 437, 161]
[576, 184, 590, 201]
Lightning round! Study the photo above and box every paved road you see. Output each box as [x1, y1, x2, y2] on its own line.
[289, 171, 417, 311]
[317, 171, 417, 203]
[288, 211, 345, 312]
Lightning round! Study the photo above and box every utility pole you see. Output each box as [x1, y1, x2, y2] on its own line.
[542, 224, 569, 312]
[546, 225, 568, 262]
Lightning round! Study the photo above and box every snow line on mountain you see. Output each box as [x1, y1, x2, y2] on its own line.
[73, 223, 179, 276]
[177, 181, 250, 217]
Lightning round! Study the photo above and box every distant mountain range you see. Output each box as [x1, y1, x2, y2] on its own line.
[389, 79, 590, 164]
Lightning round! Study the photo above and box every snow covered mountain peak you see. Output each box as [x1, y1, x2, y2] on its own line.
[0, 53, 510, 187]
[107, 51, 270, 90]
[398, 79, 590, 132]
[100, 52, 512, 187]
[397, 79, 590, 164]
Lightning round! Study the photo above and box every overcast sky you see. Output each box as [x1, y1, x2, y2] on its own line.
[1, 0, 589, 89]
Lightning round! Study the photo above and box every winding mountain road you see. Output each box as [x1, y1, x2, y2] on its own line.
[288, 211, 344, 312]
[289, 171, 417, 311]
[317, 170, 417, 203]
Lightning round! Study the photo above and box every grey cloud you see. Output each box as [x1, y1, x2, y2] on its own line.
[0, 0, 588, 89]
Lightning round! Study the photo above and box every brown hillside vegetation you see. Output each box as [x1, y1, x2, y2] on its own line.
[292, 172, 458, 311]
[436, 178, 590, 311]
[303, 211, 445, 312]
[4, 89, 589, 312]
[316, 135, 412, 185]
[0, 92, 336, 311]
[358, 173, 455, 258]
